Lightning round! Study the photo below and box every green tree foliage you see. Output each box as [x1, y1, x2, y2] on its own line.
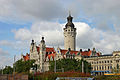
[0, 66, 13, 74]
[49, 58, 91, 73]
[14, 59, 35, 73]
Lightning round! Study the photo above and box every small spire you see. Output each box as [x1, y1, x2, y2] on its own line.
[69, 10, 71, 16]
[42, 37, 44, 40]
[41, 36, 45, 43]
[32, 39, 34, 43]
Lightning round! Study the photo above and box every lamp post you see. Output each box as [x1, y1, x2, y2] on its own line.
[54, 55, 56, 73]
[2, 66, 3, 75]
[62, 68, 64, 73]
[82, 59, 84, 73]
[33, 63, 36, 80]
[13, 55, 16, 80]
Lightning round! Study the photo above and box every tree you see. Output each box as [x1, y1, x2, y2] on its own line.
[1, 66, 13, 74]
[49, 58, 91, 73]
[14, 59, 35, 73]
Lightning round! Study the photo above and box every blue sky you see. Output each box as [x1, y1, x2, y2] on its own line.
[1, 0, 120, 67]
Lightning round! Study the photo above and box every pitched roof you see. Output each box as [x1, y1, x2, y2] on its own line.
[60, 49, 79, 55]
[46, 47, 55, 53]
[96, 52, 100, 56]
[59, 49, 93, 57]
[45, 47, 56, 61]
[48, 53, 55, 61]
[70, 51, 79, 55]
[23, 53, 30, 61]
[60, 49, 68, 55]
[81, 51, 92, 56]
[36, 46, 55, 53]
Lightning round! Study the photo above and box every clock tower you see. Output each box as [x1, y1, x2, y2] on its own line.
[63, 13, 76, 51]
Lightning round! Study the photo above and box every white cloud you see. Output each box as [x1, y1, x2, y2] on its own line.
[93, 32, 120, 54]
[0, 56, 13, 67]
[1, 0, 120, 34]
[12, 21, 120, 54]
[0, 48, 9, 55]
[0, 48, 13, 66]
[0, 0, 66, 23]
[78, 0, 120, 31]
[12, 28, 32, 41]
[1, 0, 120, 33]
[0, 40, 12, 46]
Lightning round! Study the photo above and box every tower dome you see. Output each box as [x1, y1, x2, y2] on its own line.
[65, 13, 74, 28]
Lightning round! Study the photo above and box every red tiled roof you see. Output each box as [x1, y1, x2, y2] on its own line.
[48, 53, 55, 61]
[36, 46, 40, 53]
[60, 49, 68, 55]
[36, 46, 55, 53]
[96, 52, 100, 56]
[45, 47, 56, 61]
[46, 47, 55, 53]
[70, 51, 79, 55]
[60, 49, 79, 55]
[81, 51, 92, 56]
[23, 53, 30, 61]
[60, 49, 94, 56]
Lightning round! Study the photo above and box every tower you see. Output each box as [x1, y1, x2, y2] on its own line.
[39, 37, 46, 72]
[63, 12, 76, 51]
[30, 39, 39, 60]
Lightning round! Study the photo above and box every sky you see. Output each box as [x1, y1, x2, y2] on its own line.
[1, 0, 120, 67]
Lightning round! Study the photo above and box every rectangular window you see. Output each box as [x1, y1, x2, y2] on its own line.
[110, 66, 112, 69]
[108, 66, 109, 70]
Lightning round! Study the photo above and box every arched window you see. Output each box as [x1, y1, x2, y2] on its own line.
[97, 66, 98, 70]
[105, 61, 106, 63]
[117, 64, 119, 69]
[100, 66, 101, 70]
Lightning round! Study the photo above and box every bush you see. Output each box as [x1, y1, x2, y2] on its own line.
[33, 71, 91, 80]
[94, 75, 120, 80]
[34, 72, 58, 80]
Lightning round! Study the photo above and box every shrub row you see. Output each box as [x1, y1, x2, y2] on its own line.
[30, 71, 91, 80]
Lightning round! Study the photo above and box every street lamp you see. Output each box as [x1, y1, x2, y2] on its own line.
[54, 55, 56, 73]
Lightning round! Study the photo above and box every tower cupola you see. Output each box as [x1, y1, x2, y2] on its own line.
[41, 37, 45, 43]
[31, 39, 34, 45]
[65, 12, 74, 28]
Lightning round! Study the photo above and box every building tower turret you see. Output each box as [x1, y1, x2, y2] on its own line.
[30, 39, 39, 60]
[39, 37, 46, 72]
[63, 12, 76, 50]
